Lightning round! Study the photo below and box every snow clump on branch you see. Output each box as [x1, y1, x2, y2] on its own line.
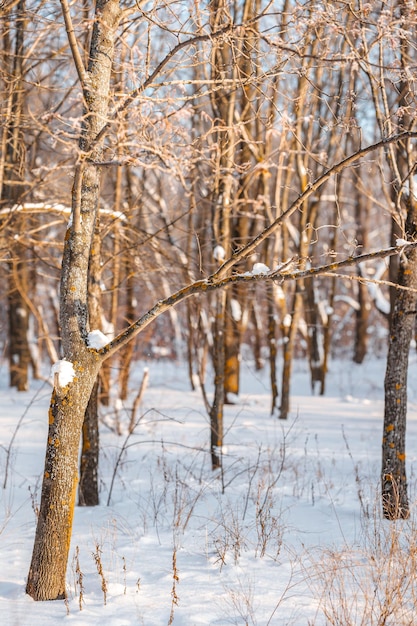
[396, 238, 409, 246]
[251, 262, 270, 275]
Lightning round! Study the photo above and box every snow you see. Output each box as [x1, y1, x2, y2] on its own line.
[100, 315, 115, 340]
[2, 356, 417, 624]
[230, 298, 242, 322]
[251, 262, 270, 275]
[213, 245, 226, 262]
[241, 262, 271, 277]
[50, 359, 76, 387]
[87, 329, 109, 350]
[396, 238, 409, 246]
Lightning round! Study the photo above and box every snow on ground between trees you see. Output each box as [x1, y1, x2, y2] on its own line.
[1, 356, 417, 625]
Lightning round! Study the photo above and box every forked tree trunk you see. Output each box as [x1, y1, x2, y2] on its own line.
[26, 0, 121, 600]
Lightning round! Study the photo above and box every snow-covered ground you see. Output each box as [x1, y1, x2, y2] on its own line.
[1, 355, 417, 625]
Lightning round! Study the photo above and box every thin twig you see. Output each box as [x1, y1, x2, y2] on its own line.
[129, 367, 149, 433]
[3, 381, 48, 488]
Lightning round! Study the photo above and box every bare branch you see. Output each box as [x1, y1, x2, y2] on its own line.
[211, 131, 417, 281]
[59, 0, 88, 90]
[320, 272, 417, 295]
[91, 14, 267, 149]
[98, 241, 417, 360]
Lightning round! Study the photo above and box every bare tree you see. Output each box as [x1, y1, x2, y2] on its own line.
[16, 0, 417, 601]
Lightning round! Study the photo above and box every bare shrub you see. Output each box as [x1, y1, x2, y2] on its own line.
[305, 507, 417, 625]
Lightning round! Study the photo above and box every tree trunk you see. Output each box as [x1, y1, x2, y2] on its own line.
[353, 181, 370, 364]
[8, 250, 30, 390]
[2, 1, 30, 390]
[224, 289, 242, 399]
[354, 277, 370, 364]
[78, 378, 100, 506]
[208, 0, 235, 467]
[381, 0, 417, 520]
[267, 281, 281, 415]
[210, 289, 227, 469]
[26, 0, 121, 600]
[382, 224, 417, 520]
[279, 287, 303, 420]
[118, 259, 136, 401]
[26, 357, 101, 600]
[79, 219, 102, 506]
[304, 279, 323, 394]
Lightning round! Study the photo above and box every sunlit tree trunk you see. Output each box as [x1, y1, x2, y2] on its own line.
[26, 0, 121, 600]
[208, 0, 236, 467]
[279, 35, 318, 419]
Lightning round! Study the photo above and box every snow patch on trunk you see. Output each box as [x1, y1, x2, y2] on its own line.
[51, 360, 76, 388]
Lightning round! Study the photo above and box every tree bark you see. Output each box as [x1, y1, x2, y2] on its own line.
[78, 378, 100, 506]
[382, 209, 417, 519]
[26, 358, 101, 600]
[8, 249, 30, 390]
[2, 1, 30, 390]
[208, 0, 235, 466]
[210, 288, 226, 470]
[353, 179, 371, 364]
[382, 248, 417, 519]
